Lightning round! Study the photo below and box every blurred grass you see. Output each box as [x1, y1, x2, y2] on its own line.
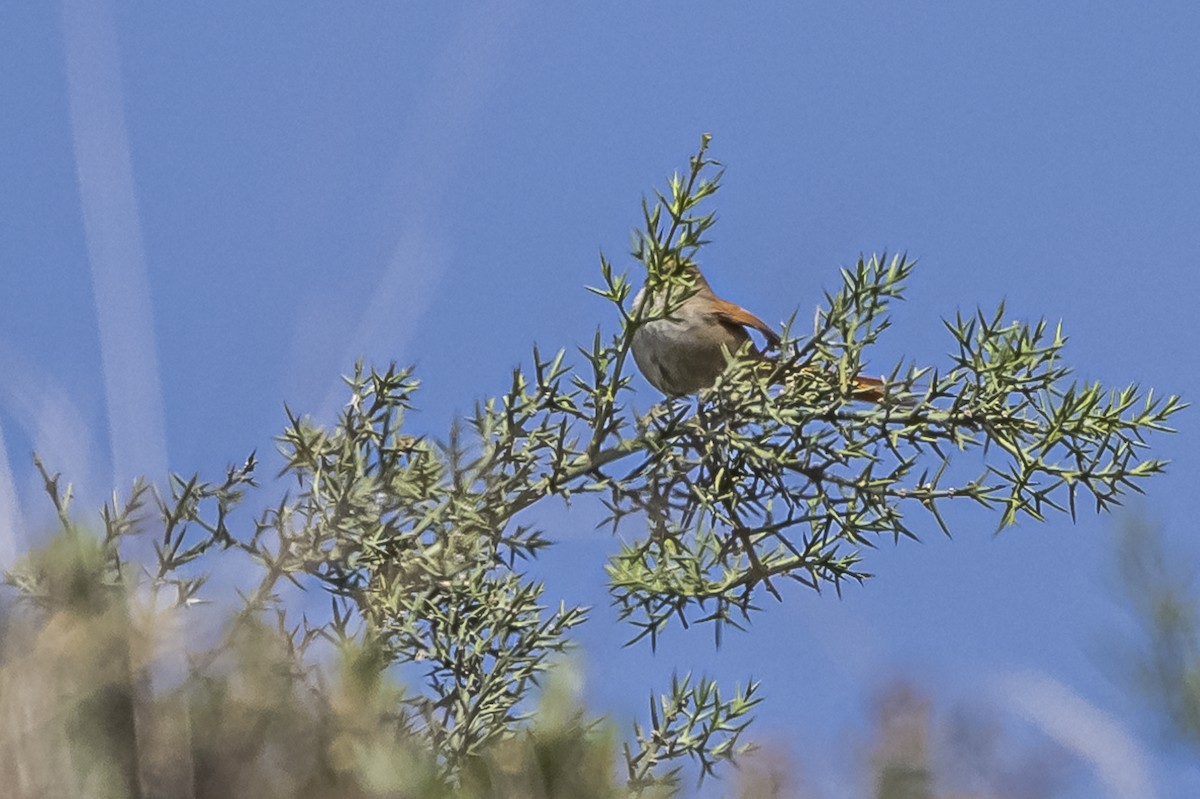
[0, 528, 634, 799]
[10, 518, 1192, 797]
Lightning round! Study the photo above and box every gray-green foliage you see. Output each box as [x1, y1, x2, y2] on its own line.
[3, 135, 1183, 796]
[588, 135, 1181, 645]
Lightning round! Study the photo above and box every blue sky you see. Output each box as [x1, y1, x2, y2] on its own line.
[2, 2, 1199, 795]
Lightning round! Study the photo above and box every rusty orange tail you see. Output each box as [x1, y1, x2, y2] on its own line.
[761, 360, 890, 403]
[850, 375, 887, 403]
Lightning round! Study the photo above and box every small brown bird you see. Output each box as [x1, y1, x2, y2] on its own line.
[630, 257, 884, 399]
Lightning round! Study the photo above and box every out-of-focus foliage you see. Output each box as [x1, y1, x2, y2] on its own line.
[1, 137, 1182, 795]
[0, 529, 625, 799]
[0, 537, 1084, 798]
[1112, 518, 1200, 750]
[867, 681, 1074, 799]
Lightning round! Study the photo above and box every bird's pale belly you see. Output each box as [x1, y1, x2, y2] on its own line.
[631, 317, 749, 396]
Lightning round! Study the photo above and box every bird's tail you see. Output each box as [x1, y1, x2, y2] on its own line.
[757, 358, 892, 404]
[849, 374, 887, 403]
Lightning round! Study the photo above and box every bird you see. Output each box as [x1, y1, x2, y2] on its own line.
[630, 256, 885, 400]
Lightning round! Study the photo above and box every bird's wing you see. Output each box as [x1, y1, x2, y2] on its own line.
[708, 298, 781, 348]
